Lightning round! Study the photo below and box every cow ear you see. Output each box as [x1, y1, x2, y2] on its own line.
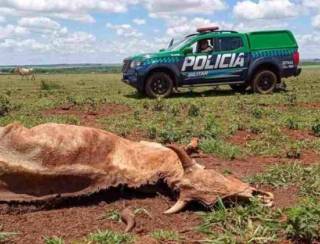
[166, 144, 195, 170]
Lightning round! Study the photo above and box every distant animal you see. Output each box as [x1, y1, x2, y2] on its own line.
[14, 66, 35, 80]
[0, 123, 274, 213]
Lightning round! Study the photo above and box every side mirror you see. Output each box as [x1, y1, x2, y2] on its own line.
[159, 49, 165, 52]
[183, 47, 193, 55]
[168, 38, 174, 48]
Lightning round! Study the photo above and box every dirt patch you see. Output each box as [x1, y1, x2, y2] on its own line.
[259, 185, 300, 209]
[0, 186, 203, 244]
[282, 128, 316, 141]
[42, 103, 131, 128]
[196, 154, 282, 179]
[299, 150, 320, 165]
[227, 130, 258, 145]
[0, 148, 311, 243]
[272, 102, 320, 111]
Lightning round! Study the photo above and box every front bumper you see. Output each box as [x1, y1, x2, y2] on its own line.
[122, 72, 143, 91]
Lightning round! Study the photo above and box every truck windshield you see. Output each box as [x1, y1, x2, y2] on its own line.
[167, 36, 193, 51]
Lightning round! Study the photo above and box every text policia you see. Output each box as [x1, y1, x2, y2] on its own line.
[181, 52, 245, 72]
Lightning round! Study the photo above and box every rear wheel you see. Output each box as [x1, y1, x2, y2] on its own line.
[252, 70, 277, 94]
[230, 83, 248, 93]
[145, 72, 173, 98]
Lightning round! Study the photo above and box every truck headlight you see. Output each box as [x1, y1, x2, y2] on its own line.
[130, 61, 143, 68]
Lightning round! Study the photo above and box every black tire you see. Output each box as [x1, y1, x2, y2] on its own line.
[145, 72, 173, 98]
[252, 70, 277, 94]
[230, 83, 248, 93]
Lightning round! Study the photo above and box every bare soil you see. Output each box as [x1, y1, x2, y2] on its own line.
[227, 130, 258, 145]
[282, 128, 317, 141]
[1, 111, 317, 243]
[0, 153, 288, 244]
[42, 103, 131, 128]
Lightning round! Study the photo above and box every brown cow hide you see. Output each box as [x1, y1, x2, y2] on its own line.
[0, 123, 273, 212]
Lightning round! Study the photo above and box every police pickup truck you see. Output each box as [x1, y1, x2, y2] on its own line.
[122, 27, 301, 98]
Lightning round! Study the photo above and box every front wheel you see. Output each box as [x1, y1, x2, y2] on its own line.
[252, 70, 277, 94]
[145, 72, 173, 98]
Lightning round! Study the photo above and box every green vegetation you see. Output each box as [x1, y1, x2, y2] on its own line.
[87, 230, 133, 244]
[285, 198, 320, 242]
[40, 80, 62, 91]
[44, 236, 65, 244]
[312, 120, 320, 137]
[104, 209, 122, 222]
[249, 163, 320, 198]
[0, 95, 12, 116]
[150, 229, 180, 242]
[0, 67, 319, 243]
[198, 198, 320, 243]
[198, 199, 281, 243]
[0, 226, 17, 243]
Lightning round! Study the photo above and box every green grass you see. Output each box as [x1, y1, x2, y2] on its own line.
[0, 69, 319, 243]
[0, 231, 17, 243]
[44, 236, 65, 244]
[86, 230, 133, 244]
[197, 198, 320, 243]
[150, 229, 181, 242]
[104, 209, 122, 222]
[249, 163, 320, 198]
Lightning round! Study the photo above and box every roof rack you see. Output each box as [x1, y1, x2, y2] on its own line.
[214, 30, 238, 33]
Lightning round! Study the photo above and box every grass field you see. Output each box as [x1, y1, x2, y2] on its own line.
[0, 68, 319, 243]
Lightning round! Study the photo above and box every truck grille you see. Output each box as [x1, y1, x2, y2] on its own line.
[122, 59, 131, 73]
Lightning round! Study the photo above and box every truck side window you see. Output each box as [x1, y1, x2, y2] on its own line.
[217, 37, 243, 51]
[192, 38, 218, 54]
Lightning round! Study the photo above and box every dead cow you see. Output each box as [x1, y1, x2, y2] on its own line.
[0, 123, 273, 213]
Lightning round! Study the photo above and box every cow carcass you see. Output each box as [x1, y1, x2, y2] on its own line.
[0, 123, 273, 213]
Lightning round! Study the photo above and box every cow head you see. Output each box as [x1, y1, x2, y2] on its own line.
[164, 145, 274, 214]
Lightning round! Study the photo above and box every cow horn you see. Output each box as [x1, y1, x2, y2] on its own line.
[164, 199, 187, 214]
[166, 144, 195, 170]
[120, 207, 136, 233]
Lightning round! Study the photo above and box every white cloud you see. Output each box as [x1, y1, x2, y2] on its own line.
[0, 0, 134, 13]
[0, 0, 139, 23]
[17, 17, 68, 37]
[0, 24, 28, 39]
[50, 12, 96, 23]
[158, 15, 232, 37]
[144, 0, 227, 15]
[0, 16, 5, 23]
[0, 38, 50, 52]
[297, 32, 320, 58]
[312, 15, 320, 29]
[106, 23, 142, 38]
[234, 0, 299, 20]
[18, 17, 60, 30]
[301, 0, 320, 10]
[133, 18, 146, 25]
[0, 31, 97, 55]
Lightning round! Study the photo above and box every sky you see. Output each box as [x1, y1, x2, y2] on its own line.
[0, 0, 319, 65]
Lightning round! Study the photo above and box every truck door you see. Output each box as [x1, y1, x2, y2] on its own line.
[210, 35, 250, 83]
[181, 35, 249, 85]
[181, 38, 216, 85]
